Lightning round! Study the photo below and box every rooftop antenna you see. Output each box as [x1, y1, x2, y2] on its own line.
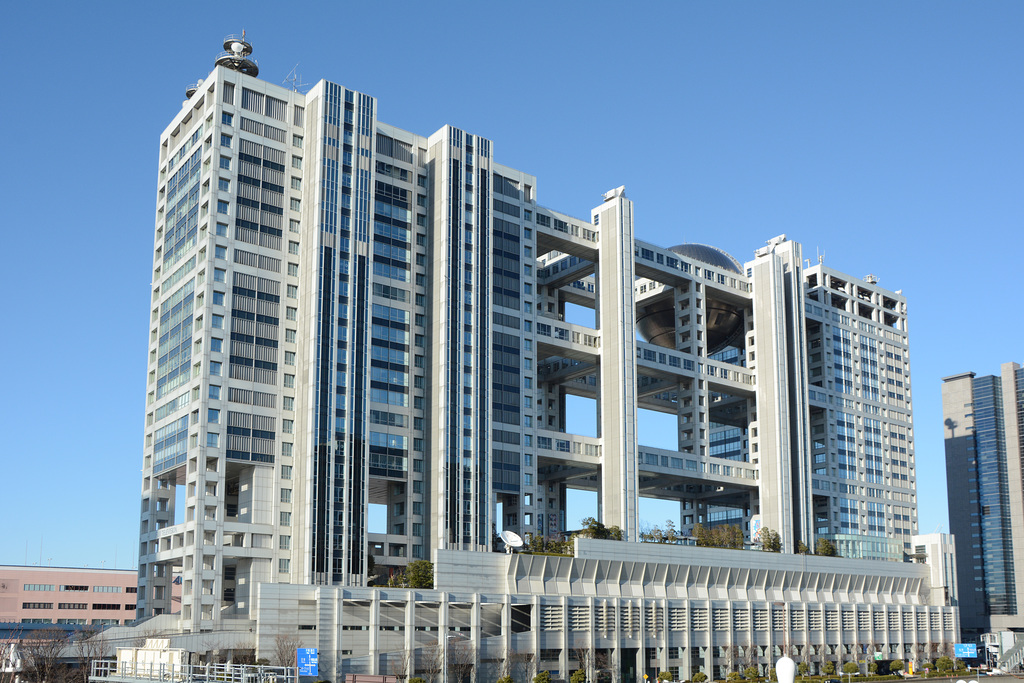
[215, 31, 259, 77]
[284, 63, 311, 93]
[817, 248, 825, 265]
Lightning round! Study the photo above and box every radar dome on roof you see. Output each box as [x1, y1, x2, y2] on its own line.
[668, 243, 743, 274]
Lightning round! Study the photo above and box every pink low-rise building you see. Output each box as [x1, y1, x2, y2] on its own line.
[0, 566, 142, 627]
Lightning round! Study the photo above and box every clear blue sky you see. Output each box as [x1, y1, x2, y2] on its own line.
[1, 1, 1021, 568]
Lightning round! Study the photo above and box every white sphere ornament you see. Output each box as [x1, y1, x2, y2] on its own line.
[776, 657, 796, 683]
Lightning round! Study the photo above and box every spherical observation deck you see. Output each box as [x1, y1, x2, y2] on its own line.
[636, 243, 745, 352]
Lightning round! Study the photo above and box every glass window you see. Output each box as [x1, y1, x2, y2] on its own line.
[291, 177, 301, 190]
[211, 315, 224, 329]
[287, 285, 298, 298]
[215, 246, 227, 259]
[285, 351, 296, 365]
[210, 338, 222, 353]
[278, 559, 290, 573]
[209, 361, 221, 376]
[280, 489, 292, 503]
[219, 156, 230, 170]
[218, 178, 229, 192]
[212, 291, 225, 306]
[220, 134, 231, 148]
[216, 223, 228, 237]
[280, 511, 291, 526]
[217, 200, 229, 215]
[221, 112, 233, 126]
[292, 155, 302, 169]
[288, 262, 298, 276]
[208, 409, 220, 423]
[209, 385, 221, 400]
[290, 198, 301, 212]
[285, 329, 296, 343]
[214, 269, 226, 283]
[288, 241, 300, 255]
[293, 135, 303, 149]
[206, 433, 219, 447]
[281, 465, 292, 479]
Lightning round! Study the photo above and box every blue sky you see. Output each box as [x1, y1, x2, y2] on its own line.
[1, 2, 1021, 568]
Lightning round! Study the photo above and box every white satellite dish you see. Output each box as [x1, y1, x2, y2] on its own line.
[500, 530, 524, 554]
[231, 41, 245, 54]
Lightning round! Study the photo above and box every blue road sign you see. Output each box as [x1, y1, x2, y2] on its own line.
[954, 643, 977, 659]
[298, 648, 318, 676]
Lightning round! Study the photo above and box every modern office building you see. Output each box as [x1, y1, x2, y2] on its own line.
[909, 533, 958, 609]
[0, 566, 141, 628]
[132, 36, 936, 676]
[942, 362, 1024, 638]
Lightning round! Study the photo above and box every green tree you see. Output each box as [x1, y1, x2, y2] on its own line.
[658, 672, 673, 682]
[935, 657, 953, 673]
[409, 678, 426, 683]
[796, 541, 810, 554]
[692, 673, 708, 683]
[534, 672, 553, 683]
[822, 662, 835, 675]
[842, 662, 859, 674]
[815, 537, 838, 557]
[579, 517, 623, 540]
[797, 663, 809, 677]
[407, 560, 434, 588]
[760, 529, 782, 553]
[692, 523, 745, 549]
[496, 677, 513, 683]
[571, 670, 587, 683]
[728, 673, 743, 682]
[743, 666, 759, 680]
[868, 662, 878, 674]
[954, 659, 966, 671]
[889, 660, 903, 674]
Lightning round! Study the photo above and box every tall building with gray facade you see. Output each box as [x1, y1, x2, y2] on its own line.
[943, 363, 1024, 638]
[136, 39, 933, 674]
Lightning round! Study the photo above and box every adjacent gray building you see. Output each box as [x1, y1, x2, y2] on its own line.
[942, 362, 1024, 638]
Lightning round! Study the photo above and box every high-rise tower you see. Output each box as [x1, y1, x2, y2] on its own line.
[138, 38, 920, 631]
[943, 362, 1024, 638]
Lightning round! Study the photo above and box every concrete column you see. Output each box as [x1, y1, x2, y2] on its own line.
[747, 238, 812, 551]
[593, 188, 639, 540]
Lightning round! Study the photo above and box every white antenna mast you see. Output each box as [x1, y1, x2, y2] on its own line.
[284, 63, 310, 93]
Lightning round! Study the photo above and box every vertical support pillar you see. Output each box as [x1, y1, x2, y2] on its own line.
[593, 187, 638, 540]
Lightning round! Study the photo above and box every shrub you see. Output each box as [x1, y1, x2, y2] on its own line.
[571, 670, 587, 683]
[842, 662, 859, 674]
[534, 672, 553, 683]
[744, 667, 759, 679]
[691, 673, 708, 683]
[889, 660, 903, 674]
[406, 560, 433, 588]
[727, 672, 743, 682]
[658, 673, 673, 682]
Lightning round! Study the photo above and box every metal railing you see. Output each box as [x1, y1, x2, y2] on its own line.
[90, 660, 296, 683]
